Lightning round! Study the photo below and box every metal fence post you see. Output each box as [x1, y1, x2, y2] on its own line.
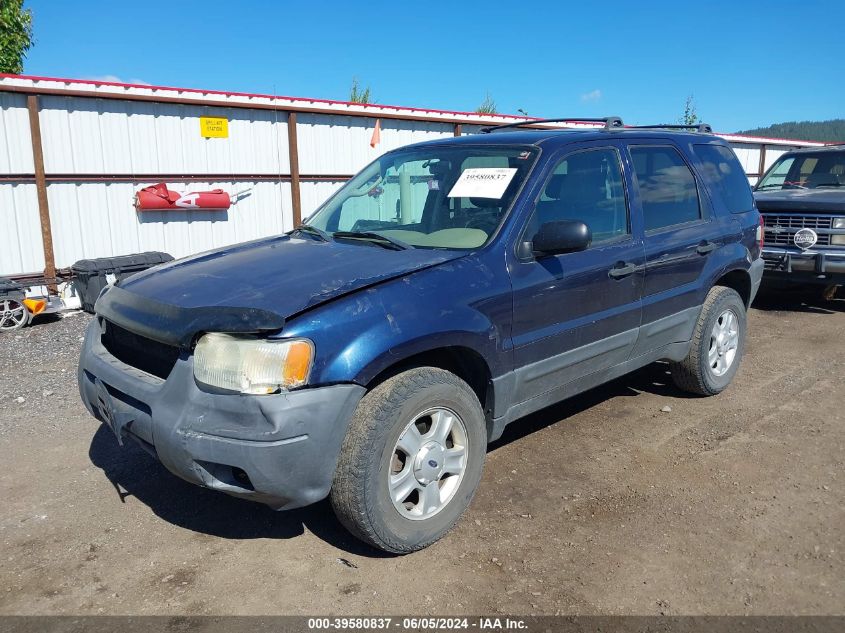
[26, 94, 57, 291]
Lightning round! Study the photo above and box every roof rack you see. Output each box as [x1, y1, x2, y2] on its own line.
[480, 116, 624, 134]
[630, 123, 713, 134]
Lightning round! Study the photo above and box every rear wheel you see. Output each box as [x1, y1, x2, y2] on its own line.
[0, 299, 29, 332]
[330, 367, 486, 553]
[670, 286, 746, 396]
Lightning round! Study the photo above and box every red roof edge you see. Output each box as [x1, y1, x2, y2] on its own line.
[0, 73, 829, 145]
[0, 73, 538, 121]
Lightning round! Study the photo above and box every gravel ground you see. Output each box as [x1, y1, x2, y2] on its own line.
[0, 290, 842, 615]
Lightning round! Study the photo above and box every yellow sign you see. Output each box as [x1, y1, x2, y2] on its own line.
[200, 116, 228, 138]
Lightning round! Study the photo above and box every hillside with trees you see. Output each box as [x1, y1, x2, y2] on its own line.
[737, 119, 845, 143]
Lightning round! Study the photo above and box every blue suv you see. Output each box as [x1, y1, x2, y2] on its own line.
[78, 118, 764, 553]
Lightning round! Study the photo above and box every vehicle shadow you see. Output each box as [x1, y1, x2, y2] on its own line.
[87, 425, 391, 557]
[26, 313, 63, 329]
[489, 361, 685, 451]
[88, 359, 688, 557]
[752, 286, 844, 315]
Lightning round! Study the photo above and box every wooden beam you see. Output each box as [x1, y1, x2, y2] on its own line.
[287, 112, 302, 227]
[758, 145, 768, 180]
[26, 95, 57, 291]
[454, 124, 462, 137]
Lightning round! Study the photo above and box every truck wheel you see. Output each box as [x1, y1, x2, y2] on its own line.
[330, 367, 486, 554]
[670, 286, 746, 396]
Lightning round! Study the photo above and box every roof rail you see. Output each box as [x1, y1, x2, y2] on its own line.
[480, 116, 624, 134]
[630, 123, 713, 134]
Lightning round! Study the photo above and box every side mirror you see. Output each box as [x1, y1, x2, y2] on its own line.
[532, 220, 591, 256]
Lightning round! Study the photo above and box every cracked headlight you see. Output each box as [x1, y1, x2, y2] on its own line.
[193, 333, 313, 394]
[833, 218, 845, 246]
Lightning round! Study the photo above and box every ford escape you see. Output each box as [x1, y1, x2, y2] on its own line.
[79, 117, 764, 553]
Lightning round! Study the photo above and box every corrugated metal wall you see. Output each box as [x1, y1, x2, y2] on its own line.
[0, 93, 43, 275]
[36, 95, 294, 267]
[0, 77, 822, 277]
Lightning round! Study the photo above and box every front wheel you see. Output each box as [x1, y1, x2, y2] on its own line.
[330, 367, 487, 553]
[670, 286, 747, 396]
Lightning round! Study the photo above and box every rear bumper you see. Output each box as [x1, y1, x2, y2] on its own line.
[762, 247, 845, 283]
[78, 319, 365, 510]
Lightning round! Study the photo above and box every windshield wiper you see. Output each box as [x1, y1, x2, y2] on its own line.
[333, 231, 413, 250]
[814, 183, 845, 188]
[292, 224, 332, 242]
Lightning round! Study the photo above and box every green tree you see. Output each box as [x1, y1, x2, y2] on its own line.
[680, 94, 700, 126]
[737, 119, 845, 143]
[349, 77, 372, 104]
[475, 93, 497, 115]
[0, 0, 33, 74]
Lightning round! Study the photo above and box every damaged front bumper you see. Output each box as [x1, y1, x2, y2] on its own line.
[78, 319, 365, 510]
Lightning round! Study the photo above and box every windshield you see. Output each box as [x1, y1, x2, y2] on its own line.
[757, 152, 845, 190]
[305, 145, 538, 249]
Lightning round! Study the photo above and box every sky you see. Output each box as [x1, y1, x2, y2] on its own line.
[19, 0, 844, 133]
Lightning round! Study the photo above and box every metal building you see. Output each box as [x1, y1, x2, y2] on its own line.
[0, 74, 827, 280]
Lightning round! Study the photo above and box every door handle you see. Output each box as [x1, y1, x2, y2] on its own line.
[608, 262, 637, 279]
[696, 241, 718, 255]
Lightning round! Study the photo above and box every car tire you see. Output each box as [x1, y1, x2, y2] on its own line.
[670, 286, 747, 396]
[330, 367, 487, 554]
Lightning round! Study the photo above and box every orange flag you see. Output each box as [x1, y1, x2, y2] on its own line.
[370, 119, 381, 148]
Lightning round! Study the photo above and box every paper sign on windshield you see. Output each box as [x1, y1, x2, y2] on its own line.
[447, 168, 517, 199]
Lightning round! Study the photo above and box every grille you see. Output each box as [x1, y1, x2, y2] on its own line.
[762, 214, 833, 246]
[101, 320, 180, 380]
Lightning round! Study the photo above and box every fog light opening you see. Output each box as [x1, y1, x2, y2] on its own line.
[231, 467, 254, 490]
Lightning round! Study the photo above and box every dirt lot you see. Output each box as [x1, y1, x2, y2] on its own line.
[0, 290, 842, 616]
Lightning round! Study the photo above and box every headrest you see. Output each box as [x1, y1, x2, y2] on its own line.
[555, 166, 607, 202]
[427, 160, 452, 176]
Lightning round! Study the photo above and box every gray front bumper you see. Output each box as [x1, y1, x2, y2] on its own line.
[78, 319, 365, 510]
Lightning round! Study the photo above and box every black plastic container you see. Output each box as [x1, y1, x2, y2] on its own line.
[0, 277, 26, 302]
[71, 252, 173, 313]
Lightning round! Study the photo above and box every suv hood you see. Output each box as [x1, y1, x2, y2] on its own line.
[754, 188, 845, 213]
[96, 234, 464, 346]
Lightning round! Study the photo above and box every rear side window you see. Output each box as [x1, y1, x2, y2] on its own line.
[692, 144, 754, 213]
[630, 146, 701, 231]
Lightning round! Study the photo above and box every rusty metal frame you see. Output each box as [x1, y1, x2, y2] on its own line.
[758, 145, 768, 180]
[25, 95, 57, 291]
[287, 112, 303, 227]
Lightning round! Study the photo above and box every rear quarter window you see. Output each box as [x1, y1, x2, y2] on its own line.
[692, 144, 754, 214]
